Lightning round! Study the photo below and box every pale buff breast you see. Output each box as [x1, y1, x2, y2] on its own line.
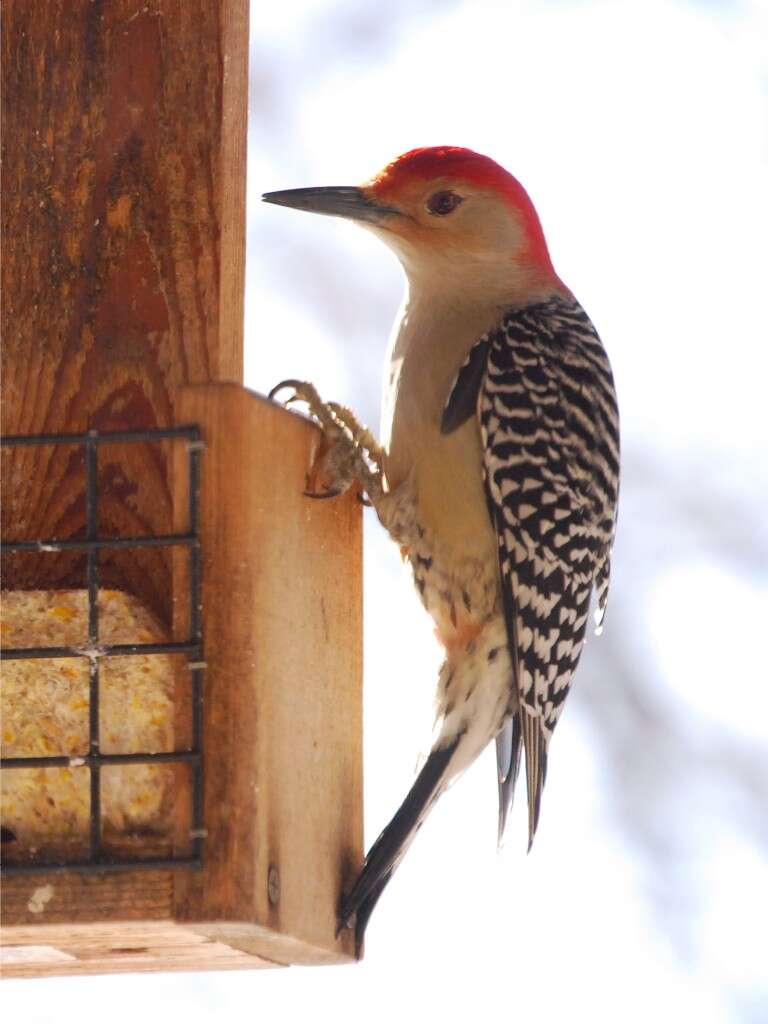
[382, 292, 498, 555]
[378, 292, 501, 638]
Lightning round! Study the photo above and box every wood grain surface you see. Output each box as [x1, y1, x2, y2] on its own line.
[172, 385, 363, 965]
[1, 0, 248, 623]
[1, 921, 276, 977]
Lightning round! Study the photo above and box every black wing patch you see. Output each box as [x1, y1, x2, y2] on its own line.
[441, 335, 490, 435]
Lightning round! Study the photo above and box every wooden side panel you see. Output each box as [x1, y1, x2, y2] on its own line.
[173, 385, 363, 965]
[0, 0, 248, 623]
[0, 872, 174, 927]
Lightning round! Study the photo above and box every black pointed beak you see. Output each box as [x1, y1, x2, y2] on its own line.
[262, 186, 401, 225]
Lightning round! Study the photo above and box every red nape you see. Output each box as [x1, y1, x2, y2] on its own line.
[369, 146, 555, 273]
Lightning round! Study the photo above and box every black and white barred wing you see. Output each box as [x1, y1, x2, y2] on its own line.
[483, 298, 619, 844]
[444, 297, 620, 846]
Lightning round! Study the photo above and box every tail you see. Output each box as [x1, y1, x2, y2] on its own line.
[339, 734, 461, 956]
[496, 710, 549, 850]
[520, 709, 548, 851]
[495, 713, 522, 845]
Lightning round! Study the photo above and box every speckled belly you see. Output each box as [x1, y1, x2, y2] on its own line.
[376, 478, 501, 659]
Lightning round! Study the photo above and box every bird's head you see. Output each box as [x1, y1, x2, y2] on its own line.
[264, 146, 562, 299]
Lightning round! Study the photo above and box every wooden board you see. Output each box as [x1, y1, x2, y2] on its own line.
[1, 872, 175, 927]
[172, 385, 363, 965]
[1, 922, 275, 978]
[1, 0, 248, 624]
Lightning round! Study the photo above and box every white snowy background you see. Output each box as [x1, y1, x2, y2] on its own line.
[6, 1, 768, 1021]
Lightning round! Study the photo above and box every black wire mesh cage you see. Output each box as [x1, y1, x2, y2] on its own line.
[0, 427, 204, 875]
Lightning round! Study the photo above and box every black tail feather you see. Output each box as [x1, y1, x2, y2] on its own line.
[351, 872, 391, 957]
[495, 713, 522, 844]
[521, 709, 548, 851]
[339, 735, 461, 955]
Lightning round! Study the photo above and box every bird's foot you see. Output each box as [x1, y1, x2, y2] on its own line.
[269, 379, 384, 502]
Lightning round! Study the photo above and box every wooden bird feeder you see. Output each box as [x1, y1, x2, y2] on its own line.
[0, 1, 362, 976]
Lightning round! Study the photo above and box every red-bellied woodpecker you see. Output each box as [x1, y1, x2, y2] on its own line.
[264, 146, 620, 955]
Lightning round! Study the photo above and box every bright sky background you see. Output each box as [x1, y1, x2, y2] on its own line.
[6, 1, 767, 1021]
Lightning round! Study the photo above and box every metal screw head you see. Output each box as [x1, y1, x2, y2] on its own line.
[267, 865, 280, 906]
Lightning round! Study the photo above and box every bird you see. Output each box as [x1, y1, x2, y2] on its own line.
[263, 146, 620, 955]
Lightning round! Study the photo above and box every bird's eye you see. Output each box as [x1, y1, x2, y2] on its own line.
[426, 190, 463, 216]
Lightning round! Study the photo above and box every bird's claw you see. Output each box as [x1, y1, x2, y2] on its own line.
[269, 378, 384, 502]
[268, 379, 332, 423]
